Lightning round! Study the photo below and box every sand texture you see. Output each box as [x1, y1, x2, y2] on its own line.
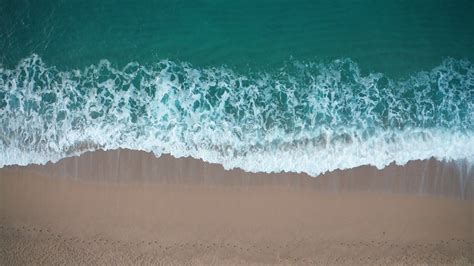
[1, 150, 473, 265]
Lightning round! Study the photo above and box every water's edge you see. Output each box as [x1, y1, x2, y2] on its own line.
[2, 149, 471, 199]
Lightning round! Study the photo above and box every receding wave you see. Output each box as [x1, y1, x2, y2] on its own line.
[0, 54, 473, 176]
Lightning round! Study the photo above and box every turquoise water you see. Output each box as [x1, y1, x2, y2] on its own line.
[1, 0, 473, 175]
[2, 0, 474, 75]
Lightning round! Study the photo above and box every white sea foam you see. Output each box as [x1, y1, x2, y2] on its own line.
[0, 55, 473, 176]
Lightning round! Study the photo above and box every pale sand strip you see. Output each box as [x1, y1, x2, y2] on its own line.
[0, 149, 473, 265]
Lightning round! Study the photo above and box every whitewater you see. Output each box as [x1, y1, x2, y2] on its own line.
[0, 54, 473, 176]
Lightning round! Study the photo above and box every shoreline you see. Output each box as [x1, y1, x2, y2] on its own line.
[1, 149, 473, 264]
[10, 149, 474, 199]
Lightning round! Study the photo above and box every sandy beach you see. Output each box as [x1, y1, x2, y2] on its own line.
[2, 0, 474, 264]
[0, 149, 472, 265]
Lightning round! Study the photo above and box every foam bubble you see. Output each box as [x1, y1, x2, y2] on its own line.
[0, 54, 473, 176]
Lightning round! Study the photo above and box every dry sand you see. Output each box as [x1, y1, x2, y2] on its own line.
[1, 149, 473, 265]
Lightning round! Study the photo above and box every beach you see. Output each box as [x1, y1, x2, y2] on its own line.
[2, 0, 474, 265]
[1, 150, 472, 265]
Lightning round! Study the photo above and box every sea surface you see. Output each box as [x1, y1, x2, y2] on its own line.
[1, 0, 473, 176]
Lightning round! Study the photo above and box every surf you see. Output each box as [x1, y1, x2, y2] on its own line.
[0, 54, 473, 176]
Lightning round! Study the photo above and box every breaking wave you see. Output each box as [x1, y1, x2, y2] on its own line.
[0, 55, 473, 176]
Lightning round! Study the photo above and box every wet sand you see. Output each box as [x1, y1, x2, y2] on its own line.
[1, 149, 473, 265]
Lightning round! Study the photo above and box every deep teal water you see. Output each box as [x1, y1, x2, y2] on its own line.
[1, 0, 473, 174]
[2, 0, 474, 76]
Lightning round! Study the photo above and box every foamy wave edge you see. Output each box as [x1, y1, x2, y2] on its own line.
[1, 55, 473, 176]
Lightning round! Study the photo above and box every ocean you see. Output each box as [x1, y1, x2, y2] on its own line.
[1, 0, 473, 176]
